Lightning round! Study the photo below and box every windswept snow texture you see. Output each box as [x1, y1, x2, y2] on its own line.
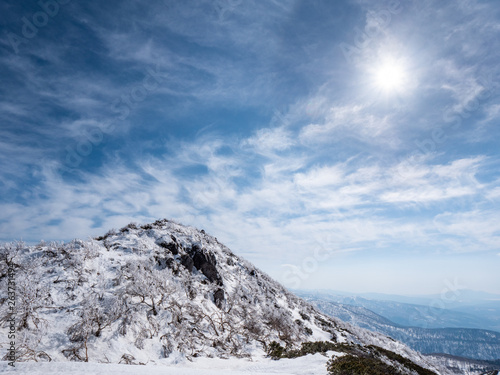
[0, 219, 444, 373]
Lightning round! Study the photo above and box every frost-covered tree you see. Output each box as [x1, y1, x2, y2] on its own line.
[66, 293, 125, 361]
[124, 260, 176, 316]
[262, 304, 297, 345]
[0, 248, 52, 332]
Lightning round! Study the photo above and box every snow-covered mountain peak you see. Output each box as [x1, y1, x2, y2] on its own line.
[0, 219, 450, 373]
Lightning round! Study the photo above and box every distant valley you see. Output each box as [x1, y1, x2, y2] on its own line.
[297, 290, 500, 361]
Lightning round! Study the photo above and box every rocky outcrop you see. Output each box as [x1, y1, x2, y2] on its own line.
[180, 254, 194, 273]
[190, 244, 223, 286]
[188, 244, 225, 307]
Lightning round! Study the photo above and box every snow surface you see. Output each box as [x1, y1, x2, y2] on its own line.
[0, 352, 336, 375]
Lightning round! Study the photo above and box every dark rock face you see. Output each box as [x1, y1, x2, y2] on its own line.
[166, 242, 179, 255]
[157, 239, 179, 255]
[214, 288, 225, 309]
[155, 256, 170, 270]
[190, 245, 223, 286]
[180, 254, 194, 273]
[193, 254, 221, 285]
[166, 258, 176, 270]
[176, 244, 225, 308]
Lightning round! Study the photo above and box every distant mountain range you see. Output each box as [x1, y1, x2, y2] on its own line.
[296, 290, 500, 332]
[296, 290, 500, 361]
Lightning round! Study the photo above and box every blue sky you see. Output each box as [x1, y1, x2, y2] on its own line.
[1, 0, 499, 295]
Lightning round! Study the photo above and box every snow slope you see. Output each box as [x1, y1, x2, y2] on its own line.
[4, 352, 333, 375]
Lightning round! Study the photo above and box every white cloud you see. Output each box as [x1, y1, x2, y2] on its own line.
[242, 126, 295, 155]
[294, 165, 344, 189]
[298, 104, 398, 148]
[379, 157, 484, 204]
[1, 0, 500, 295]
[433, 210, 500, 252]
[487, 186, 500, 200]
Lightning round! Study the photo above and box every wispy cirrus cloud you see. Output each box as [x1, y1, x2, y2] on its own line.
[1, 0, 499, 294]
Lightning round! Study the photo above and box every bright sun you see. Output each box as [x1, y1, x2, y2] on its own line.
[373, 60, 406, 93]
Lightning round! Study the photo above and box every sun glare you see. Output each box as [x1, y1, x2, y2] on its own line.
[373, 59, 407, 93]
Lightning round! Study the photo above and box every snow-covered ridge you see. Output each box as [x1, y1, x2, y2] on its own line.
[0, 219, 447, 373]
